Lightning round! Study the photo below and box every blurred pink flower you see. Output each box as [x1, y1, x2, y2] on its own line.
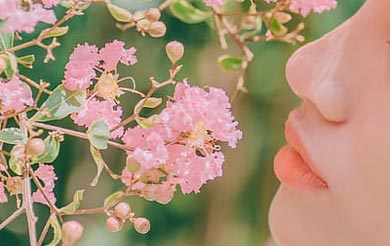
[203, 0, 224, 6]
[71, 98, 123, 138]
[42, 0, 60, 8]
[0, 76, 33, 115]
[0, 182, 7, 203]
[0, 3, 56, 33]
[32, 164, 57, 206]
[63, 43, 100, 91]
[264, 0, 337, 16]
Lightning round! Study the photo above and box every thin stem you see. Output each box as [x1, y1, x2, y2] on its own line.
[0, 207, 25, 230]
[29, 168, 59, 213]
[37, 213, 55, 246]
[60, 207, 105, 216]
[19, 74, 52, 95]
[23, 172, 37, 246]
[30, 122, 133, 151]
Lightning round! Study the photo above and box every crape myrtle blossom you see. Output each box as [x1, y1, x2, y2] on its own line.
[31, 163, 57, 205]
[42, 0, 60, 8]
[0, 0, 56, 33]
[120, 81, 242, 198]
[264, 0, 338, 16]
[0, 76, 34, 115]
[0, 182, 7, 203]
[71, 98, 124, 138]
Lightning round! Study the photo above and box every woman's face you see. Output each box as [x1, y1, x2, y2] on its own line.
[269, 0, 390, 245]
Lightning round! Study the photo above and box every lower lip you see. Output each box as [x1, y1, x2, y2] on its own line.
[273, 145, 328, 190]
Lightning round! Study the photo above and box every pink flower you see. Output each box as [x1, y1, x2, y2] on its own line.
[0, 3, 56, 33]
[42, 0, 60, 8]
[0, 76, 33, 115]
[99, 40, 137, 71]
[203, 0, 224, 6]
[264, 0, 337, 16]
[63, 43, 100, 91]
[32, 164, 57, 206]
[0, 182, 8, 203]
[71, 98, 123, 138]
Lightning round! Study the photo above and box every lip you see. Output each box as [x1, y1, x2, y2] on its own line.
[273, 111, 328, 191]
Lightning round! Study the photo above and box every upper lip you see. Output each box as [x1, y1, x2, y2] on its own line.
[285, 112, 328, 183]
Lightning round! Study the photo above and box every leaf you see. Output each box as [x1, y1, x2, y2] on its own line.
[60, 0, 91, 9]
[17, 54, 35, 68]
[87, 120, 110, 150]
[1, 53, 18, 78]
[47, 214, 61, 246]
[59, 189, 85, 214]
[89, 146, 105, 187]
[103, 191, 124, 209]
[0, 32, 13, 51]
[169, 0, 212, 24]
[270, 18, 288, 36]
[32, 85, 86, 122]
[0, 128, 27, 144]
[136, 115, 161, 129]
[218, 55, 243, 72]
[9, 145, 24, 176]
[107, 4, 133, 22]
[31, 135, 60, 164]
[43, 26, 69, 39]
[134, 97, 162, 115]
[0, 152, 8, 171]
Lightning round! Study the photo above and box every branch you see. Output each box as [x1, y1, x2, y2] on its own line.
[0, 207, 25, 230]
[23, 172, 37, 246]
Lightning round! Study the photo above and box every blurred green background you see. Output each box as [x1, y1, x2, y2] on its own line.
[0, 0, 364, 245]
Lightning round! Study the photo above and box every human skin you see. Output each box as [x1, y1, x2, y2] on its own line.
[269, 0, 390, 245]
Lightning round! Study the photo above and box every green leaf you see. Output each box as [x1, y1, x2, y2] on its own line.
[43, 26, 69, 39]
[60, 0, 91, 9]
[47, 214, 61, 246]
[32, 85, 86, 122]
[1, 53, 18, 78]
[0, 128, 27, 144]
[136, 115, 160, 129]
[17, 54, 35, 69]
[218, 55, 243, 72]
[0, 152, 7, 170]
[0, 32, 13, 51]
[107, 4, 133, 22]
[134, 97, 162, 115]
[89, 146, 105, 187]
[270, 18, 287, 36]
[9, 145, 25, 175]
[87, 120, 110, 150]
[59, 189, 85, 215]
[31, 135, 60, 164]
[169, 0, 212, 24]
[103, 191, 124, 209]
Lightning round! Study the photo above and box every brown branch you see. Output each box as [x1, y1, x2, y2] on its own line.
[0, 207, 25, 230]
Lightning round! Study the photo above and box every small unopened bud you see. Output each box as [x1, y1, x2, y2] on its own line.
[165, 41, 184, 64]
[114, 202, 131, 219]
[26, 138, 45, 156]
[106, 216, 123, 232]
[126, 156, 140, 173]
[146, 8, 161, 22]
[148, 21, 166, 38]
[62, 221, 84, 246]
[136, 19, 151, 34]
[133, 217, 151, 234]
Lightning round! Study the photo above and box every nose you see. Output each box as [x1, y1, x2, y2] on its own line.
[285, 26, 351, 123]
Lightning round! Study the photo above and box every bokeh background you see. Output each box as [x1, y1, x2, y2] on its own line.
[0, 0, 364, 245]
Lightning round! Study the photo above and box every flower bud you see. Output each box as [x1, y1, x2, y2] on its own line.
[148, 21, 166, 38]
[26, 138, 45, 156]
[146, 8, 161, 22]
[126, 156, 140, 173]
[114, 202, 131, 219]
[106, 216, 123, 232]
[62, 221, 84, 246]
[133, 217, 151, 234]
[165, 41, 184, 64]
[136, 19, 150, 34]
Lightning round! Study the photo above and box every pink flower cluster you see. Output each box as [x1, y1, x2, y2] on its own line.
[63, 41, 137, 91]
[31, 163, 57, 205]
[120, 81, 242, 200]
[0, 76, 34, 115]
[0, 0, 56, 33]
[64, 40, 138, 138]
[264, 0, 337, 16]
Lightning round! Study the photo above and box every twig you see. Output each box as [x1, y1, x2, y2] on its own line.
[37, 213, 55, 246]
[23, 171, 37, 246]
[0, 207, 25, 230]
[29, 168, 59, 214]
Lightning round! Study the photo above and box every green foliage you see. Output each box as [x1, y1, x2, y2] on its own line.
[31, 135, 60, 164]
[87, 120, 110, 150]
[107, 4, 133, 22]
[60, 189, 85, 214]
[89, 145, 106, 187]
[218, 55, 243, 72]
[169, 0, 212, 24]
[0, 128, 27, 144]
[104, 191, 124, 209]
[47, 215, 62, 246]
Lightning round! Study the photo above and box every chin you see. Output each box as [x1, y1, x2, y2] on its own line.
[268, 185, 338, 246]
